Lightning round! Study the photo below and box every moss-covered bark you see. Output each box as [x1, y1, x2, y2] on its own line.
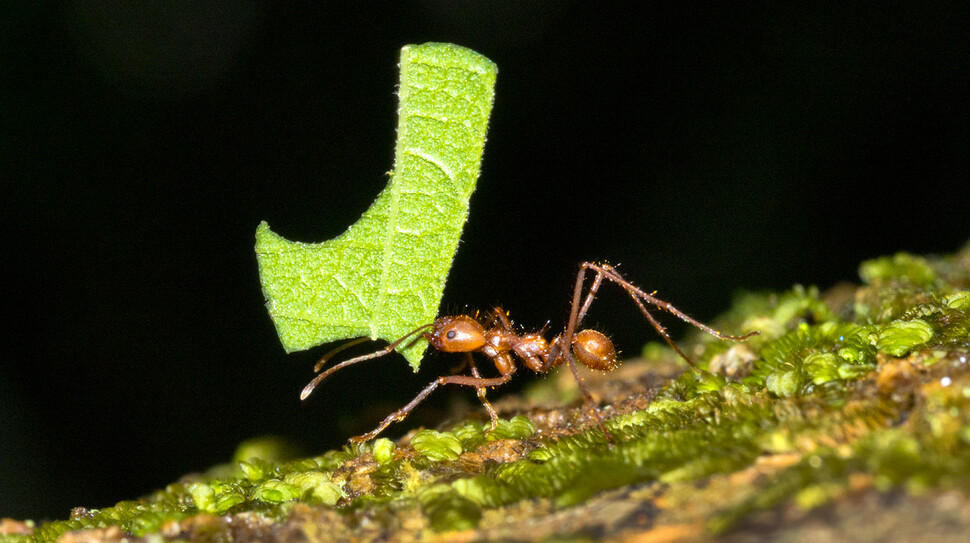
[6, 243, 970, 543]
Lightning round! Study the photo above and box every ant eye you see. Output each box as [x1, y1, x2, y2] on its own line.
[446, 330, 456, 339]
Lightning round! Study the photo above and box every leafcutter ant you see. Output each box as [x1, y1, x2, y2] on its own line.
[301, 262, 758, 442]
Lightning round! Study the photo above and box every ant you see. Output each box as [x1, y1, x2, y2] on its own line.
[301, 262, 759, 443]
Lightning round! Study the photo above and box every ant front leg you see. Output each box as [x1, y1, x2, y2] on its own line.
[438, 352, 498, 431]
[466, 353, 501, 433]
[350, 371, 513, 443]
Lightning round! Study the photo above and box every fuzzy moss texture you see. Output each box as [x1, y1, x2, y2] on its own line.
[6, 244, 970, 543]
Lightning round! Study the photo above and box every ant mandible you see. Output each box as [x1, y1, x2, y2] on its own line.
[300, 262, 759, 443]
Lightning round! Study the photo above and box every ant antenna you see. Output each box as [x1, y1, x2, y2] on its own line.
[300, 323, 434, 400]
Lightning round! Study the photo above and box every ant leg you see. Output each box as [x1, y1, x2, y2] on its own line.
[543, 263, 606, 371]
[591, 263, 759, 342]
[351, 380, 443, 443]
[570, 262, 703, 371]
[466, 353, 500, 433]
[301, 323, 434, 400]
[581, 262, 759, 370]
[350, 373, 514, 443]
[567, 264, 605, 342]
[620, 290, 702, 370]
[541, 263, 613, 440]
[561, 352, 613, 441]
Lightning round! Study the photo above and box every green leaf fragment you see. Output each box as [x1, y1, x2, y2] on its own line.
[255, 43, 498, 369]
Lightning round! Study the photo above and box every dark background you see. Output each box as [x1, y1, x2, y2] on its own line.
[3, 3, 968, 520]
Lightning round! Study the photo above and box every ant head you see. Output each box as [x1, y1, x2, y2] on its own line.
[427, 315, 487, 353]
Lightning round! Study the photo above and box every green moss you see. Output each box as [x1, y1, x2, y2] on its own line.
[707, 449, 851, 534]
[744, 321, 878, 399]
[419, 485, 483, 532]
[231, 435, 303, 465]
[371, 438, 396, 464]
[873, 318, 935, 356]
[713, 369, 970, 534]
[440, 391, 783, 510]
[450, 420, 487, 449]
[251, 480, 303, 504]
[860, 252, 937, 288]
[188, 481, 246, 514]
[712, 285, 837, 343]
[945, 291, 970, 310]
[803, 352, 841, 384]
[237, 458, 273, 481]
[446, 415, 536, 451]
[24, 484, 197, 541]
[283, 472, 343, 505]
[14, 244, 970, 542]
[487, 415, 537, 440]
[410, 429, 463, 462]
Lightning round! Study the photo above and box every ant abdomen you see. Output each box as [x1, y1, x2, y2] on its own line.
[550, 329, 618, 372]
[571, 329, 618, 371]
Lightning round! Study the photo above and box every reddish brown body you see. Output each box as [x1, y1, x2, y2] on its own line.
[300, 262, 758, 442]
[426, 314, 617, 375]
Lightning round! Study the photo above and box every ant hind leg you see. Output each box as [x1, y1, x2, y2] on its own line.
[545, 263, 614, 440]
[561, 351, 614, 441]
[583, 262, 759, 371]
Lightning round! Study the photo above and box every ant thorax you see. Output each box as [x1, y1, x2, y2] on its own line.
[481, 328, 518, 375]
[512, 334, 551, 372]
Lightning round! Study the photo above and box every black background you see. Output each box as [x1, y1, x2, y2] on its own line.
[3, 3, 968, 520]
